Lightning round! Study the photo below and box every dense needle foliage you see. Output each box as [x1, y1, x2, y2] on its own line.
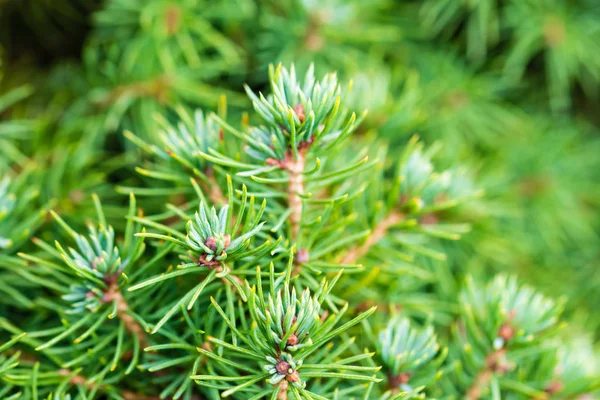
[0, 0, 599, 399]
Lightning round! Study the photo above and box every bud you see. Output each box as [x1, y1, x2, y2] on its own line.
[276, 361, 291, 375]
[287, 334, 299, 346]
[545, 381, 563, 394]
[286, 370, 300, 383]
[389, 372, 412, 389]
[296, 248, 309, 264]
[498, 323, 515, 342]
[205, 236, 217, 251]
[293, 104, 306, 123]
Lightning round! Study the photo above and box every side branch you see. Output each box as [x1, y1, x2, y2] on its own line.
[341, 210, 404, 264]
[466, 349, 510, 400]
[104, 282, 147, 346]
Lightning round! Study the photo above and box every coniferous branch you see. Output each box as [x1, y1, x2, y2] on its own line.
[15, 193, 155, 379]
[2, 6, 600, 396]
[342, 135, 482, 265]
[242, 64, 357, 240]
[375, 317, 442, 399]
[51, 194, 147, 345]
[447, 275, 564, 399]
[191, 259, 379, 399]
[202, 64, 374, 282]
[130, 181, 279, 333]
[122, 106, 227, 206]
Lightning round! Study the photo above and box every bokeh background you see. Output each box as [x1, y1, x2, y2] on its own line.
[1, 0, 599, 341]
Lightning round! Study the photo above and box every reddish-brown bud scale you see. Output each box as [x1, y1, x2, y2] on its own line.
[296, 249, 309, 264]
[286, 334, 299, 346]
[293, 104, 305, 123]
[205, 236, 217, 251]
[389, 372, 412, 389]
[286, 371, 300, 383]
[545, 381, 563, 394]
[276, 361, 291, 375]
[498, 323, 515, 341]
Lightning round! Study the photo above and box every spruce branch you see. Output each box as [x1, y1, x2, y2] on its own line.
[48, 195, 148, 347]
[341, 136, 481, 266]
[3, 21, 600, 399]
[246, 64, 360, 242]
[465, 348, 510, 400]
[451, 275, 564, 399]
[15, 192, 153, 377]
[103, 280, 147, 346]
[123, 107, 227, 207]
[204, 64, 365, 248]
[192, 260, 380, 399]
[131, 182, 278, 332]
[341, 210, 403, 265]
[377, 317, 440, 396]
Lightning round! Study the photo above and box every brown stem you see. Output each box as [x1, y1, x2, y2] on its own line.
[103, 282, 147, 347]
[466, 349, 509, 400]
[341, 210, 404, 264]
[277, 380, 289, 400]
[287, 152, 305, 241]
